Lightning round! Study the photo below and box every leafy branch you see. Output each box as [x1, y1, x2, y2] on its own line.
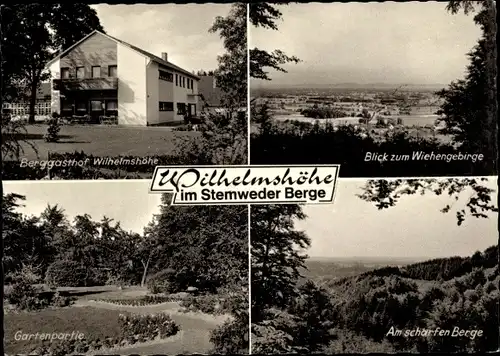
[357, 178, 498, 225]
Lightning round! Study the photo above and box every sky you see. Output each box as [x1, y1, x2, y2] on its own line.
[295, 178, 498, 260]
[90, 3, 230, 73]
[250, 2, 483, 87]
[3, 180, 161, 235]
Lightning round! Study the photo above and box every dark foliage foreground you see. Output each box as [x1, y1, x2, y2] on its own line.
[250, 120, 495, 177]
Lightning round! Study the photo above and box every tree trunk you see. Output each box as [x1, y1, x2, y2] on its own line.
[140, 257, 150, 287]
[28, 77, 38, 124]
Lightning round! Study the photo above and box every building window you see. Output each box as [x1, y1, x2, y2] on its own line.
[76, 66, 85, 79]
[76, 101, 87, 112]
[106, 100, 118, 111]
[159, 101, 174, 112]
[91, 100, 102, 111]
[108, 65, 117, 77]
[61, 68, 70, 79]
[92, 66, 101, 78]
[187, 79, 191, 89]
[177, 102, 186, 115]
[182, 77, 185, 88]
[175, 74, 178, 86]
[62, 101, 72, 112]
[159, 70, 173, 82]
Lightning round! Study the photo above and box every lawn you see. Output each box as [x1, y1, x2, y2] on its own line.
[3, 307, 125, 355]
[12, 124, 200, 160]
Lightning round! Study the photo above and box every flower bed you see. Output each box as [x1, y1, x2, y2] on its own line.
[91, 294, 188, 306]
[119, 313, 180, 343]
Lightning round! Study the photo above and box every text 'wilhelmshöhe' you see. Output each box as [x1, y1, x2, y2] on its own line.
[149, 165, 340, 205]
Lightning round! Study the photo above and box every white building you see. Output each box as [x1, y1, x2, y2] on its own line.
[46, 30, 200, 126]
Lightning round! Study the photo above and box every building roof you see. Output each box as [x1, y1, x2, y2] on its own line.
[46, 30, 199, 80]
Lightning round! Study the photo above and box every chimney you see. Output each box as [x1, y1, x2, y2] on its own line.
[161, 52, 168, 61]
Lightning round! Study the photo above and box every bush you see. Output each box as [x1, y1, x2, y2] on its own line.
[118, 313, 180, 341]
[179, 295, 227, 315]
[44, 117, 61, 142]
[146, 268, 183, 294]
[88, 268, 110, 286]
[45, 260, 87, 287]
[6, 263, 42, 284]
[210, 317, 249, 354]
[51, 291, 75, 308]
[173, 124, 195, 131]
[6, 280, 49, 311]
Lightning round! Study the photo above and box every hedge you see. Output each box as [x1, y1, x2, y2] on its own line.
[2, 151, 184, 180]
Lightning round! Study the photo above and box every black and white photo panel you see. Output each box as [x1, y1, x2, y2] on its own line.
[250, 176, 499, 354]
[2, 180, 249, 355]
[249, 1, 497, 178]
[2, 3, 247, 181]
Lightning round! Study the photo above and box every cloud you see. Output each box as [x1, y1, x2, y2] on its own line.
[91, 3, 231, 72]
[251, 2, 482, 86]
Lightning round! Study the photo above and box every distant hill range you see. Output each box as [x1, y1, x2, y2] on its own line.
[305, 245, 498, 283]
[252, 82, 446, 91]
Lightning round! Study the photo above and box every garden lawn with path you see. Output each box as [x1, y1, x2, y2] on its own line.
[80, 299, 230, 355]
[3, 286, 230, 355]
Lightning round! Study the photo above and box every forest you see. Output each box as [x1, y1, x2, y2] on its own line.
[323, 245, 499, 353]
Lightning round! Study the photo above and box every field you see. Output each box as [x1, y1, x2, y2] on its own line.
[3, 285, 230, 355]
[9, 124, 200, 161]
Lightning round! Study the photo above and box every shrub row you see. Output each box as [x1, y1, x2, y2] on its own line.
[2, 151, 184, 180]
[28, 313, 180, 356]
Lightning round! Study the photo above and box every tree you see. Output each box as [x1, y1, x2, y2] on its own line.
[251, 205, 310, 321]
[209, 3, 247, 110]
[2, 193, 28, 275]
[436, 0, 497, 173]
[174, 3, 247, 165]
[0, 4, 104, 123]
[357, 178, 498, 226]
[249, 3, 301, 80]
[144, 194, 248, 291]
